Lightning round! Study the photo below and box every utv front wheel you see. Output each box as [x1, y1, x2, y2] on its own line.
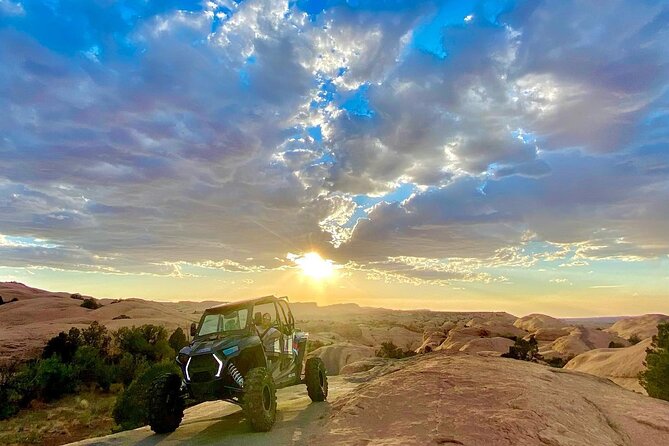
[243, 367, 277, 432]
[148, 373, 184, 434]
[305, 357, 328, 402]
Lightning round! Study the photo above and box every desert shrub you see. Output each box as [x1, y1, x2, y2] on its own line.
[545, 356, 572, 368]
[116, 352, 149, 387]
[477, 328, 490, 337]
[80, 297, 102, 309]
[114, 325, 172, 360]
[82, 321, 112, 355]
[168, 327, 188, 353]
[70, 293, 83, 300]
[0, 361, 23, 420]
[608, 341, 625, 348]
[34, 357, 76, 401]
[628, 334, 641, 345]
[502, 335, 539, 361]
[73, 346, 114, 391]
[42, 327, 82, 362]
[375, 341, 416, 359]
[112, 314, 131, 320]
[639, 322, 669, 401]
[113, 362, 180, 430]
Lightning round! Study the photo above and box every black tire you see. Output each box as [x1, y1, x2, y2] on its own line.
[243, 367, 277, 432]
[305, 357, 328, 402]
[148, 373, 184, 434]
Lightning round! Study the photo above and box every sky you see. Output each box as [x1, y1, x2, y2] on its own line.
[0, 0, 668, 316]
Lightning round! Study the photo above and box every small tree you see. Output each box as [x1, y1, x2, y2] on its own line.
[34, 357, 76, 401]
[639, 322, 669, 401]
[502, 335, 539, 361]
[375, 341, 416, 359]
[168, 327, 188, 353]
[81, 297, 102, 309]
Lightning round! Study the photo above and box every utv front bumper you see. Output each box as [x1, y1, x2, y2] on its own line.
[181, 352, 244, 402]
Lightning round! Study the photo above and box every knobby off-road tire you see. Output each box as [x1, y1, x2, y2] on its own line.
[305, 357, 328, 402]
[148, 373, 185, 434]
[243, 367, 277, 432]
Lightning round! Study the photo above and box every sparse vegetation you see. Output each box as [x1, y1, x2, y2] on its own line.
[80, 297, 102, 310]
[0, 321, 184, 439]
[168, 327, 188, 353]
[375, 341, 417, 359]
[70, 293, 83, 300]
[112, 314, 131, 320]
[545, 355, 573, 368]
[608, 341, 625, 348]
[628, 334, 641, 345]
[639, 322, 669, 401]
[502, 335, 539, 361]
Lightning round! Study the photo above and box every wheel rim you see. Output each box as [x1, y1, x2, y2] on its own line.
[262, 385, 271, 412]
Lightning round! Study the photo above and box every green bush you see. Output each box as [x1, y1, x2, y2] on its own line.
[628, 334, 641, 345]
[502, 335, 539, 361]
[113, 362, 180, 430]
[168, 327, 188, 353]
[114, 325, 174, 362]
[375, 341, 416, 359]
[42, 327, 82, 362]
[35, 357, 76, 401]
[81, 297, 102, 309]
[73, 346, 114, 391]
[0, 361, 22, 420]
[639, 322, 669, 401]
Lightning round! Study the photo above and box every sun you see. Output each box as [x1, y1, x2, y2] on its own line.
[290, 252, 335, 280]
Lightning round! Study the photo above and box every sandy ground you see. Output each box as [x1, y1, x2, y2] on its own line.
[66, 376, 357, 446]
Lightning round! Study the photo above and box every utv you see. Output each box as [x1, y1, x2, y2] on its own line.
[148, 295, 328, 434]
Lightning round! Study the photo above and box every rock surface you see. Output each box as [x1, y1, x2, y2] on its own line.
[319, 353, 669, 446]
[307, 342, 376, 375]
[605, 314, 669, 340]
[564, 338, 652, 394]
[514, 313, 568, 332]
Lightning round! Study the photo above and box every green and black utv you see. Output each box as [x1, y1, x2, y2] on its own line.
[148, 295, 328, 433]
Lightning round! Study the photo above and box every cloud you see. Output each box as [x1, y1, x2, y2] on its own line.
[0, 0, 667, 287]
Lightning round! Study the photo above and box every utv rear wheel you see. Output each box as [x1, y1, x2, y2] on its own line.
[243, 367, 277, 432]
[305, 357, 328, 402]
[148, 373, 184, 434]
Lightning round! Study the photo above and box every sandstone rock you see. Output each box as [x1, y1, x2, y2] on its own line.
[564, 338, 652, 393]
[307, 342, 376, 375]
[605, 314, 669, 340]
[459, 336, 514, 354]
[514, 313, 567, 332]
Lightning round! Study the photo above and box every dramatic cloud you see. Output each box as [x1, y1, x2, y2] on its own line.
[0, 0, 667, 293]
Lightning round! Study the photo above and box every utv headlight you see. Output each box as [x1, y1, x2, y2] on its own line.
[223, 345, 239, 356]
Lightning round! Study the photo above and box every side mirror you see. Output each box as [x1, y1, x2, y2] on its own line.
[190, 322, 197, 337]
[254, 311, 263, 326]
